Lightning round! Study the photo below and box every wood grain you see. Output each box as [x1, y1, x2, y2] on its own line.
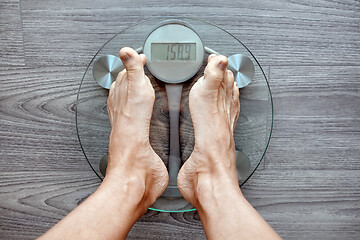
[1, 170, 359, 239]
[267, 66, 360, 170]
[241, 169, 360, 240]
[0, 66, 91, 172]
[18, 0, 360, 68]
[0, 171, 206, 240]
[1, 0, 360, 239]
[0, 0, 25, 66]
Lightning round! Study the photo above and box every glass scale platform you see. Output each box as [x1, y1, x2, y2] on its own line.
[76, 17, 273, 212]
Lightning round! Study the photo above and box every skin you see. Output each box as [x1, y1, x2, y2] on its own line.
[178, 54, 281, 240]
[39, 47, 281, 240]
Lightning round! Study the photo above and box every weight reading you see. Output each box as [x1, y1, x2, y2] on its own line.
[151, 43, 196, 61]
[166, 43, 192, 60]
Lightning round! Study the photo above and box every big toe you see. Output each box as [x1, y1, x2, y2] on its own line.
[119, 47, 146, 83]
[202, 55, 228, 91]
[231, 82, 240, 130]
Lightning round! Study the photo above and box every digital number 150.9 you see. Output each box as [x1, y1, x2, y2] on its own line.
[167, 44, 192, 61]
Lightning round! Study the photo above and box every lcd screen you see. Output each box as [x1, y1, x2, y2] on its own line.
[151, 43, 196, 61]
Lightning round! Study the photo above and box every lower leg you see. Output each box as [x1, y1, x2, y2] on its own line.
[178, 54, 281, 240]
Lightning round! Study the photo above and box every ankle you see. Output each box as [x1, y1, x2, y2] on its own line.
[195, 172, 242, 209]
[102, 169, 146, 201]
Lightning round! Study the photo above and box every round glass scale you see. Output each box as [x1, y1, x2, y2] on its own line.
[76, 17, 273, 212]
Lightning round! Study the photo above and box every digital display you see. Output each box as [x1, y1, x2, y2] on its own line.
[151, 43, 196, 61]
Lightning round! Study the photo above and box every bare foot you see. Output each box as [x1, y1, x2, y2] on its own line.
[177, 54, 240, 208]
[106, 47, 168, 206]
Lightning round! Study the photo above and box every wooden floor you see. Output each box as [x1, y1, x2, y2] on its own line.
[1, 0, 359, 239]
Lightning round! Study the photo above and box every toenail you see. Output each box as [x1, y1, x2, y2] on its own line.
[219, 60, 227, 70]
[121, 53, 130, 61]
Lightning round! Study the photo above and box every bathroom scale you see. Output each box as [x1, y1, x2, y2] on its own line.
[76, 17, 273, 212]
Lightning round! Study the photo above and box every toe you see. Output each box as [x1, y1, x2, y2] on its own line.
[107, 81, 116, 124]
[203, 55, 228, 91]
[207, 54, 217, 62]
[225, 70, 234, 107]
[109, 80, 116, 97]
[139, 53, 147, 65]
[231, 82, 240, 130]
[119, 47, 146, 85]
[114, 70, 128, 106]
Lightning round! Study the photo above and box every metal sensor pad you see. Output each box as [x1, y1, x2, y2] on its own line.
[228, 54, 255, 88]
[93, 55, 124, 89]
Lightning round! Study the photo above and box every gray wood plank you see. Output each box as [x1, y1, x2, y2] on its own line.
[266, 66, 360, 170]
[1, 0, 359, 239]
[0, 62, 268, 173]
[1, 170, 359, 239]
[0, 0, 25, 66]
[0, 171, 206, 240]
[241, 169, 360, 240]
[0, 66, 89, 171]
[0, 171, 99, 240]
[19, 0, 360, 67]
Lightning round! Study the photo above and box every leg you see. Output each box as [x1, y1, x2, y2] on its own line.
[177, 54, 281, 240]
[38, 48, 168, 240]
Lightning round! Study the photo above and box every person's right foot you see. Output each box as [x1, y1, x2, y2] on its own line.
[177, 54, 241, 208]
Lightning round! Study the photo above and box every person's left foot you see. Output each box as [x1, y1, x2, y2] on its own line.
[106, 47, 168, 206]
[177, 54, 240, 208]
